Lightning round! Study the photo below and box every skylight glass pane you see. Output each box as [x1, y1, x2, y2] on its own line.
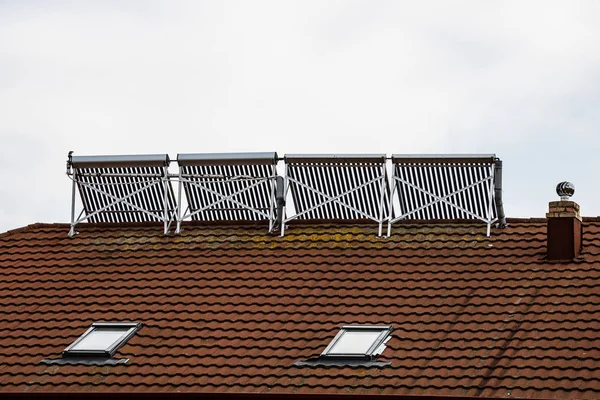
[71, 329, 129, 351]
[329, 330, 382, 354]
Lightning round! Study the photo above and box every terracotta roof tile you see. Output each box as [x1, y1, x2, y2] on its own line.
[0, 219, 600, 397]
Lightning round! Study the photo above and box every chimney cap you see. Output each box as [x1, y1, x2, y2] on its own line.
[556, 181, 575, 201]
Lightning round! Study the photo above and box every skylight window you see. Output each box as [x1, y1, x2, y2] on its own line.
[321, 325, 392, 360]
[63, 322, 141, 358]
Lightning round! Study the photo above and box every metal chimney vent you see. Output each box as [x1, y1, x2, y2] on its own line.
[556, 181, 575, 200]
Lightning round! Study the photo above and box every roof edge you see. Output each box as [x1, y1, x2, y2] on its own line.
[0, 392, 542, 400]
[4, 216, 600, 237]
[0, 223, 57, 238]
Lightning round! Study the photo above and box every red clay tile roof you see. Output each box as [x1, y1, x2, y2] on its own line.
[0, 219, 599, 398]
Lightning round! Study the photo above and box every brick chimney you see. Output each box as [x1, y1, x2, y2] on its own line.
[546, 182, 582, 261]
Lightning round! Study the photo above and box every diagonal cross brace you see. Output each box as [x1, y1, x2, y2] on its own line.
[389, 173, 493, 223]
[179, 177, 274, 221]
[74, 178, 171, 224]
[284, 174, 386, 222]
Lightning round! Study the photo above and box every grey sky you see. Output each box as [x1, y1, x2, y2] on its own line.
[1, 0, 599, 232]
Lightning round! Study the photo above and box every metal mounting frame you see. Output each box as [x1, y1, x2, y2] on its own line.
[281, 154, 390, 236]
[387, 154, 499, 237]
[175, 152, 279, 234]
[67, 154, 176, 236]
[65, 152, 506, 237]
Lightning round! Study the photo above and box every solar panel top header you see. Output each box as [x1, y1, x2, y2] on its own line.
[177, 152, 278, 166]
[71, 154, 170, 168]
[391, 154, 496, 164]
[285, 154, 386, 164]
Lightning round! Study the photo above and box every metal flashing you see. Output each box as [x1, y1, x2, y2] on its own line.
[41, 357, 129, 366]
[294, 359, 391, 367]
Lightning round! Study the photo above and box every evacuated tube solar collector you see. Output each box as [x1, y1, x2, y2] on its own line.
[387, 154, 503, 237]
[281, 154, 390, 236]
[65, 151, 505, 237]
[66, 153, 176, 236]
[175, 152, 279, 234]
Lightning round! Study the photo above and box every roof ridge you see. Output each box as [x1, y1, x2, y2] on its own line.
[0, 222, 58, 239]
[3, 218, 600, 237]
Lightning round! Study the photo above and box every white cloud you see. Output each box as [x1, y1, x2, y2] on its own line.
[1, 0, 600, 232]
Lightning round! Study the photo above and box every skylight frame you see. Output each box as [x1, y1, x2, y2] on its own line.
[320, 325, 393, 360]
[62, 322, 142, 358]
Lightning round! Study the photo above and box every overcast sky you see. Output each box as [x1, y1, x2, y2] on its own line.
[1, 0, 599, 233]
